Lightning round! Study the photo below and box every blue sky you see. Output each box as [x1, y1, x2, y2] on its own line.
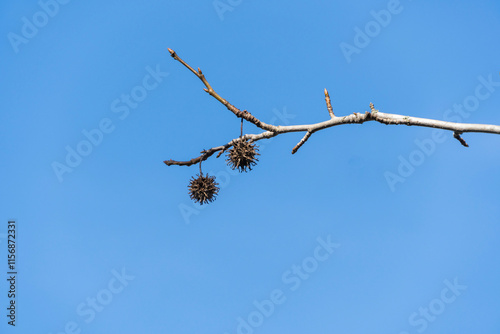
[1, 1, 500, 333]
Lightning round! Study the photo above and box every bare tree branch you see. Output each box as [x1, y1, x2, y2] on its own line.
[164, 48, 500, 166]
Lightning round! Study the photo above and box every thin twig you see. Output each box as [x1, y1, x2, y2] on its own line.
[164, 132, 277, 166]
[292, 131, 313, 154]
[164, 147, 221, 167]
[167, 48, 278, 132]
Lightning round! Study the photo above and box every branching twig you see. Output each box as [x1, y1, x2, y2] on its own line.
[164, 48, 500, 167]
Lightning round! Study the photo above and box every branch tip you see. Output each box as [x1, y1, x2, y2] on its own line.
[324, 88, 335, 118]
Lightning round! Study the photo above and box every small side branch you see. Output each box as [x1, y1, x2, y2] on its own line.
[453, 131, 469, 147]
[164, 132, 278, 166]
[292, 131, 313, 154]
[164, 147, 224, 167]
[167, 48, 278, 132]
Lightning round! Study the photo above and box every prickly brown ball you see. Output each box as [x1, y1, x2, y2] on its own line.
[188, 173, 219, 205]
[226, 140, 260, 172]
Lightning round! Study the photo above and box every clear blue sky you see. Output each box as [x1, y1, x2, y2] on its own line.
[1, 1, 500, 333]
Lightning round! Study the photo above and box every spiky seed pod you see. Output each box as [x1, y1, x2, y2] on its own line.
[226, 140, 260, 172]
[188, 173, 220, 205]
